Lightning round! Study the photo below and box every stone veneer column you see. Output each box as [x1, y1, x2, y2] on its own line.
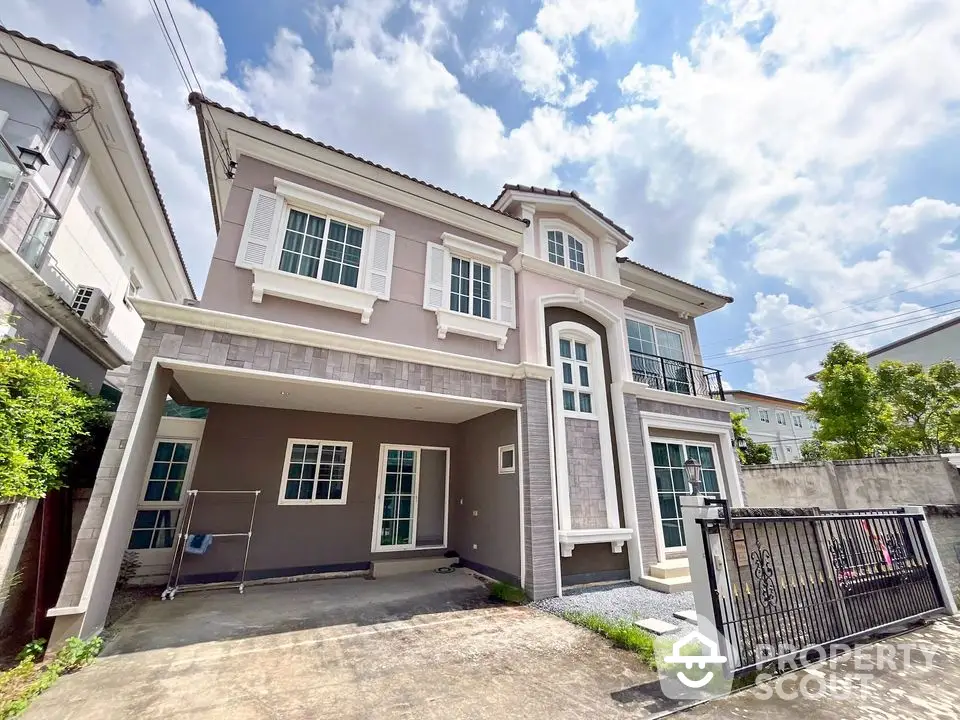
[520, 378, 559, 599]
[623, 395, 659, 571]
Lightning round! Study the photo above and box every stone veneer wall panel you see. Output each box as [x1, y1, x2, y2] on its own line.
[564, 418, 606, 530]
[623, 396, 660, 569]
[520, 378, 558, 599]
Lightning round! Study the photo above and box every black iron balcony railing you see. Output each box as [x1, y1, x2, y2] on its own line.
[630, 350, 725, 400]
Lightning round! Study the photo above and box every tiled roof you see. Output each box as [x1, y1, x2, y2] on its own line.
[617, 257, 733, 303]
[1, 27, 195, 297]
[187, 93, 522, 224]
[491, 184, 633, 240]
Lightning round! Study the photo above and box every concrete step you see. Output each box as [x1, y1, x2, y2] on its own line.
[673, 609, 698, 623]
[371, 556, 456, 578]
[648, 558, 690, 580]
[638, 574, 692, 594]
[633, 618, 678, 635]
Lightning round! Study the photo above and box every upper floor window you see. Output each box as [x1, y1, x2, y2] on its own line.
[235, 181, 395, 323]
[626, 318, 685, 361]
[279, 209, 364, 288]
[792, 414, 803, 428]
[758, 408, 770, 423]
[423, 233, 515, 349]
[776, 410, 787, 426]
[559, 337, 593, 415]
[450, 256, 492, 319]
[740, 406, 751, 419]
[542, 222, 593, 275]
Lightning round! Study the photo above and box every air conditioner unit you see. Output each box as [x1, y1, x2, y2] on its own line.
[73, 286, 114, 332]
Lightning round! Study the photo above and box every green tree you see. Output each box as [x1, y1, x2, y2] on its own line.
[800, 439, 829, 461]
[875, 359, 960, 454]
[0, 347, 104, 498]
[731, 412, 774, 465]
[804, 342, 891, 459]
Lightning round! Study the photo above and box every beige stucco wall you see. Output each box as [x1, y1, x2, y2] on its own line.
[201, 155, 522, 362]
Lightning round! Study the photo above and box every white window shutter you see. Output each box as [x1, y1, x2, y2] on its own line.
[497, 263, 516, 328]
[423, 241, 448, 311]
[363, 226, 395, 300]
[237, 188, 280, 269]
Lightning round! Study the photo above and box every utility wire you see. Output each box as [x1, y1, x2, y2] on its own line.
[706, 298, 960, 360]
[713, 307, 960, 367]
[700, 270, 960, 352]
[160, 0, 232, 168]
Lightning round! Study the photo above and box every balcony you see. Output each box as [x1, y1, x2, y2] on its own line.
[630, 351, 725, 401]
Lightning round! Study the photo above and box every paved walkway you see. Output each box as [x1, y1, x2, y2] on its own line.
[25, 571, 664, 720]
[681, 616, 960, 719]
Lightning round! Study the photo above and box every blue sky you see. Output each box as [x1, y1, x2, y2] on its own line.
[6, 0, 960, 398]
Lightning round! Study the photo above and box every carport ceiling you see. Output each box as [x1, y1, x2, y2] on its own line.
[169, 364, 506, 423]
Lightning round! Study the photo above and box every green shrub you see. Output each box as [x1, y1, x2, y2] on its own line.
[0, 636, 103, 718]
[562, 612, 657, 666]
[489, 582, 527, 604]
[0, 348, 106, 499]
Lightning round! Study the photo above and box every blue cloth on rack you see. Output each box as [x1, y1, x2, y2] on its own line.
[184, 534, 213, 555]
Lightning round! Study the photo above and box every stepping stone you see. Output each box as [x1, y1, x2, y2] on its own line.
[674, 609, 698, 623]
[634, 618, 677, 635]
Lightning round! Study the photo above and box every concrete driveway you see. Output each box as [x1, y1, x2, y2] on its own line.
[25, 570, 666, 719]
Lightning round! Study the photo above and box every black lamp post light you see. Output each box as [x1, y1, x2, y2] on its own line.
[17, 146, 48, 172]
[684, 457, 703, 496]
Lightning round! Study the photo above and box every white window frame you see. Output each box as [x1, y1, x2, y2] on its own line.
[758, 407, 771, 423]
[498, 444, 516, 474]
[244, 180, 390, 323]
[124, 270, 142, 310]
[539, 219, 595, 276]
[371, 444, 450, 552]
[130, 435, 202, 554]
[771, 446, 780, 461]
[426, 232, 514, 349]
[554, 331, 598, 420]
[623, 308, 695, 365]
[277, 438, 353, 506]
[740, 405, 751, 419]
[648, 438, 725, 552]
[792, 413, 803, 429]
[776, 410, 787, 426]
[449, 254, 493, 320]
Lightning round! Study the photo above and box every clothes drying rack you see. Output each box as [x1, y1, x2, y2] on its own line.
[161, 489, 260, 600]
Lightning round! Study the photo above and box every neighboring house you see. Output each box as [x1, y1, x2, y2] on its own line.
[48, 93, 742, 642]
[726, 390, 816, 463]
[0, 28, 193, 393]
[866, 315, 960, 368]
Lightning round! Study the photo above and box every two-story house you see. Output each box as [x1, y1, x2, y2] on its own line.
[0, 29, 193, 391]
[727, 390, 815, 462]
[47, 93, 741, 642]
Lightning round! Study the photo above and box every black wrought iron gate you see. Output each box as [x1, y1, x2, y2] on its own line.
[697, 505, 948, 674]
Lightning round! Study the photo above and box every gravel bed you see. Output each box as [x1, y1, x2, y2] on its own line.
[534, 582, 695, 630]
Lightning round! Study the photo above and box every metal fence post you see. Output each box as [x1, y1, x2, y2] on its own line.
[903, 505, 958, 615]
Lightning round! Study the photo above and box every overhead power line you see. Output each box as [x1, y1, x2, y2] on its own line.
[713, 307, 960, 368]
[700, 270, 960, 352]
[705, 298, 960, 361]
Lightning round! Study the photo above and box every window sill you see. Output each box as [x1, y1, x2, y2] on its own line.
[252, 267, 378, 324]
[278, 498, 348, 506]
[558, 528, 634, 557]
[434, 308, 510, 350]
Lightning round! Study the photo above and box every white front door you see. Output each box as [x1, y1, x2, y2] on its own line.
[372, 445, 450, 552]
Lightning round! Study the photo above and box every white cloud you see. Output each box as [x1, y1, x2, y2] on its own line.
[535, 0, 639, 47]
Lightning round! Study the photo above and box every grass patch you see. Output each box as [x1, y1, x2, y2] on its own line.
[489, 582, 527, 604]
[0, 637, 103, 718]
[562, 611, 657, 666]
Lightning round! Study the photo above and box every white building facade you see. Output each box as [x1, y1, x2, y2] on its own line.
[727, 390, 816, 463]
[0, 29, 193, 392]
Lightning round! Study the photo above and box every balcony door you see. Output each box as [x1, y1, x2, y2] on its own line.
[626, 318, 689, 393]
